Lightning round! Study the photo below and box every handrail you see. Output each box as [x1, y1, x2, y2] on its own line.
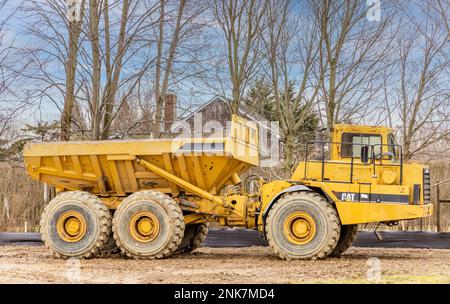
[302, 141, 403, 185]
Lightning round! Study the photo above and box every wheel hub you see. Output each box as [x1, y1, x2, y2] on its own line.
[284, 211, 316, 245]
[130, 211, 160, 242]
[56, 211, 87, 242]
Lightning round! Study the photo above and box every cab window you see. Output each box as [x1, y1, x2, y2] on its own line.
[388, 133, 399, 161]
[341, 133, 382, 158]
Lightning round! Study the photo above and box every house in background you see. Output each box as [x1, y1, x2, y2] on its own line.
[171, 96, 282, 167]
[173, 97, 279, 137]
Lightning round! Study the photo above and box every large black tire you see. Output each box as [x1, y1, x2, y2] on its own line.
[40, 191, 112, 259]
[265, 191, 341, 260]
[329, 224, 358, 257]
[98, 210, 120, 256]
[99, 234, 120, 256]
[112, 190, 185, 259]
[176, 222, 209, 253]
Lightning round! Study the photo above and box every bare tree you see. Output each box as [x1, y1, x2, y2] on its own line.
[0, 0, 30, 139]
[20, 0, 88, 139]
[393, 0, 449, 161]
[150, 0, 209, 137]
[153, 0, 186, 137]
[309, 0, 398, 133]
[210, 0, 267, 113]
[22, 0, 160, 140]
[262, 0, 320, 167]
[83, 0, 160, 139]
[60, 0, 86, 141]
[436, 0, 449, 36]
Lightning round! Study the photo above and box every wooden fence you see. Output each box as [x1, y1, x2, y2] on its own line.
[435, 179, 450, 232]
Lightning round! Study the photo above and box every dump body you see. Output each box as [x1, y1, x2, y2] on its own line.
[24, 115, 259, 201]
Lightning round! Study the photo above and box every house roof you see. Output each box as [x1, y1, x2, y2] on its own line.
[173, 96, 279, 136]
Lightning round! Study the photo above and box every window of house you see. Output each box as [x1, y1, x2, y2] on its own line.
[341, 133, 382, 158]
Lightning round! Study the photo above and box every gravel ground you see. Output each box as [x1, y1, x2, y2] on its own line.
[0, 246, 449, 284]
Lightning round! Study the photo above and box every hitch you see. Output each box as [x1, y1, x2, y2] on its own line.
[374, 222, 383, 241]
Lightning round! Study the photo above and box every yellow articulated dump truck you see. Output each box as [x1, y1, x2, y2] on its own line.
[23, 115, 433, 260]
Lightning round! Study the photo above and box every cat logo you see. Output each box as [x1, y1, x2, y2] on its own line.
[341, 192, 356, 201]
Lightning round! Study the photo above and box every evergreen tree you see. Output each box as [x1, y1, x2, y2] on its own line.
[245, 80, 318, 171]
[243, 79, 276, 121]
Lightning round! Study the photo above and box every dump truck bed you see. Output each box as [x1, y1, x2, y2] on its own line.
[24, 115, 259, 198]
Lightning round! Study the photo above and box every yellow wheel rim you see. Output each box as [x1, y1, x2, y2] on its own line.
[56, 211, 87, 242]
[284, 211, 316, 245]
[130, 211, 160, 243]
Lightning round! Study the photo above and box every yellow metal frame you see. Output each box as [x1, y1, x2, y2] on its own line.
[24, 115, 259, 200]
[336, 202, 433, 225]
[285, 123, 433, 226]
[331, 124, 393, 160]
[136, 157, 225, 206]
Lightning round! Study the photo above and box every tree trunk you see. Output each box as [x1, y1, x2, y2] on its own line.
[284, 131, 295, 170]
[89, 0, 101, 139]
[60, 0, 86, 141]
[154, 0, 185, 138]
[101, 0, 129, 139]
[153, 0, 165, 138]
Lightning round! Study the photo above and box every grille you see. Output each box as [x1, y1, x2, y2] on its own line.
[423, 169, 431, 204]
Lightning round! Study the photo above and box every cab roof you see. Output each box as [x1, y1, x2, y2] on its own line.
[332, 124, 393, 135]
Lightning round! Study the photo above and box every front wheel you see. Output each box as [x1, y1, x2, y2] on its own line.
[329, 224, 358, 257]
[265, 191, 340, 260]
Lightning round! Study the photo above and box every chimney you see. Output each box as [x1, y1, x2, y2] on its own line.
[164, 94, 177, 132]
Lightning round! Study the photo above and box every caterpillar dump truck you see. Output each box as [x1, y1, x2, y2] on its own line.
[23, 115, 433, 260]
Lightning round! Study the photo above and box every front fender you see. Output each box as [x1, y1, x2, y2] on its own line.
[261, 184, 312, 220]
[259, 184, 313, 238]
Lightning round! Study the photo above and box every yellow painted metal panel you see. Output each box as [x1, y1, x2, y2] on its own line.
[162, 153, 179, 195]
[71, 155, 82, 175]
[336, 202, 433, 224]
[23, 115, 259, 197]
[107, 154, 136, 161]
[108, 160, 125, 196]
[125, 160, 139, 193]
[137, 158, 224, 206]
[192, 157, 206, 190]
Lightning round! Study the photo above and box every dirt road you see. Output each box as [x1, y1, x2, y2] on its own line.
[0, 245, 448, 284]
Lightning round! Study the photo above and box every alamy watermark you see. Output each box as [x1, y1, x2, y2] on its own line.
[67, 0, 83, 22]
[367, 0, 381, 22]
[367, 257, 382, 283]
[64, 257, 81, 283]
[169, 113, 281, 168]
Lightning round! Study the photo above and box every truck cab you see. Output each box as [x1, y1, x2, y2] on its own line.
[289, 124, 432, 224]
[331, 124, 399, 164]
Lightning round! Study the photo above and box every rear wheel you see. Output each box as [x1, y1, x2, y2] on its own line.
[40, 191, 112, 259]
[265, 191, 340, 260]
[99, 234, 120, 256]
[112, 190, 185, 259]
[99, 210, 120, 256]
[176, 222, 209, 253]
[329, 224, 358, 257]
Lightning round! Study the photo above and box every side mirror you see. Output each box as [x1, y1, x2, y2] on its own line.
[360, 146, 369, 164]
